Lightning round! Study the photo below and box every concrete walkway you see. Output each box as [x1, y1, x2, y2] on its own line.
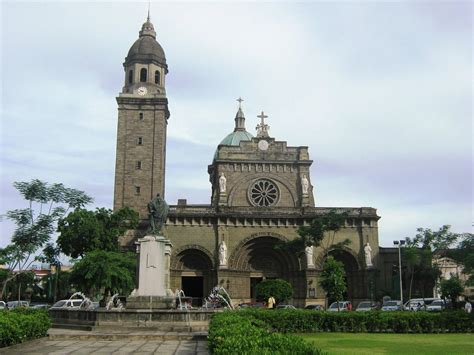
[0, 329, 209, 354]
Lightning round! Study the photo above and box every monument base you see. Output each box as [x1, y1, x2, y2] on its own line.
[126, 295, 176, 310]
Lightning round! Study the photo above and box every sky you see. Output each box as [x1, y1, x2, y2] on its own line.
[0, 1, 472, 250]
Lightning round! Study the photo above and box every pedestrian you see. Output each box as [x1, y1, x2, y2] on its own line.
[267, 295, 276, 309]
[464, 299, 472, 313]
[347, 302, 352, 311]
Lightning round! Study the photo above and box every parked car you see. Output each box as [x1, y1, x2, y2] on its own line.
[7, 301, 29, 309]
[50, 299, 83, 310]
[356, 301, 377, 312]
[0, 301, 6, 310]
[237, 302, 266, 309]
[426, 299, 450, 312]
[29, 304, 49, 310]
[304, 304, 324, 311]
[381, 300, 402, 311]
[327, 301, 351, 312]
[276, 305, 297, 310]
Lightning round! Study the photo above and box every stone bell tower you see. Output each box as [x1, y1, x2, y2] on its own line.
[113, 14, 169, 218]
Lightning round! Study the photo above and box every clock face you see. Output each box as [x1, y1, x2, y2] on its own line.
[258, 140, 269, 151]
[137, 86, 148, 96]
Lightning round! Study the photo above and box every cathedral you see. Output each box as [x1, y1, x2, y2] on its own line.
[114, 16, 395, 307]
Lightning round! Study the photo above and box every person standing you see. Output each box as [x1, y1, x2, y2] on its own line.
[464, 299, 472, 313]
[267, 295, 276, 309]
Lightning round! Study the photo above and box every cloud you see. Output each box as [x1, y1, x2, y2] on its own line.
[1, 1, 471, 248]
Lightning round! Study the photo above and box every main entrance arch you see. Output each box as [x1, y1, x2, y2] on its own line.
[229, 235, 302, 301]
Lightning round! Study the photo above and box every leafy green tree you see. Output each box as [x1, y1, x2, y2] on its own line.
[439, 276, 464, 307]
[255, 279, 293, 304]
[450, 233, 474, 286]
[0, 179, 92, 299]
[404, 225, 463, 300]
[69, 250, 136, 299]
[57, 207, 139, 258]
[278, 209, 349, 254]
[319, 256, 346, 310]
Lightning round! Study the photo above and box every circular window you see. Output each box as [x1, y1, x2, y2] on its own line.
[249, 179, 279, 207]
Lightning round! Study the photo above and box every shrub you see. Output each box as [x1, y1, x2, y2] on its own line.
[208, 311, 323, 354]
[255, 279, 293, 304]
[236, 308, 473, 334]
[0, 309, 51, 347]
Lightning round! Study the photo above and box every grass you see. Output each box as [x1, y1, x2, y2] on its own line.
[298, 333, 474, 355]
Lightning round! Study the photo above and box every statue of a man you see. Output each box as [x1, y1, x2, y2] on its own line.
[301, 174, 309, 195]
[147, 193, 169, 235]
[219, 172, 227, 193]
[219, 241, 227, 266]
[364, 242, 373, 268]
[305, 245, 314, 268]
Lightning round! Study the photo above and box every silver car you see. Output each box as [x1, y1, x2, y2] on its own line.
[356, 301, 377, 312]
[381, 300, 402, 311]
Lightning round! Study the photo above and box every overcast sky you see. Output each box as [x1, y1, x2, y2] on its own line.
[1, 1, 472, 249]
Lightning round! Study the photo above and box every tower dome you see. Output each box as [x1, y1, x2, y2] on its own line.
[124, 17, 168, 72]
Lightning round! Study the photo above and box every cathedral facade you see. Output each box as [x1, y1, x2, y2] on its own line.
[114, 17, 386, 307]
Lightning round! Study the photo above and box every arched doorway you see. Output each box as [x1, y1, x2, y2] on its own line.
[171, 247, 214, 306]
[327, 249, 362, 302]
[230, 236, 301, 301]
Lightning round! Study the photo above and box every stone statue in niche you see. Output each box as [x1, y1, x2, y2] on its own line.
[364, 242, 373, 268]
[219, 241, 227, 266]
[219, 172, 227, 193]
[301, 174, 309, 195]
[147, 193, 169, 235]
[305, 245, 314, 268]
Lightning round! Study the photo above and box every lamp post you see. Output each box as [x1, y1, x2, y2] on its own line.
[393, 240, 405, 309]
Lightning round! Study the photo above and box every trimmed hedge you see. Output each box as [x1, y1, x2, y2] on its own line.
[208, 311, 324, 354]
[0, 308, 51, 347]
[240, 309, 474, 333]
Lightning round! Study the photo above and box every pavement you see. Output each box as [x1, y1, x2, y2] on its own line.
[0, 329, 209, 354]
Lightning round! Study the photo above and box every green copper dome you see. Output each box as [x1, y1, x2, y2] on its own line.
[219, 130, 253, 146]
[214, 105, 253, 160]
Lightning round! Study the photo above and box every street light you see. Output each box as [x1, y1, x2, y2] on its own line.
[393, 240, 406, 309]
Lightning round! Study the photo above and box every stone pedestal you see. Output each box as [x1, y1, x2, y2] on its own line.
[127, 234, 175, 309]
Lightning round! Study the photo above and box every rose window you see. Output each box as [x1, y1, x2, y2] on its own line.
[249, 179, 279, 207]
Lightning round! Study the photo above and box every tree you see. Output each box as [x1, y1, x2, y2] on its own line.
[319, 256, 346, 310]
[0, 179, 92, 299]
[439, 277, 464, 307]
[57, 207, 139, 258]
[255, 279, 293, 304]
[69, 250, 136, 299]
[278, 209, 349, 255]
[404, 225, 464, 300]
[450, 233, 474, 286]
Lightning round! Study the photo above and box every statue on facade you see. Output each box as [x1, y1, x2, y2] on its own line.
[219, 241, 227, 266]
[364, 242, 373, 268]
[219, 172, 227, 193]
[305, 245, 314, 268]
[301, 174, 309, 195]
[147, 193, 169, 235]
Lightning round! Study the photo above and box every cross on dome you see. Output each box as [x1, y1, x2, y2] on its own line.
[237, 97, 244, 108]
[256, 111, 270, 137]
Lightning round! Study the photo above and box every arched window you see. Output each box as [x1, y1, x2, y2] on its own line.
[140, 68, 147, 82]
[155, 70, 161, 85]
[128, 70, 133, 84]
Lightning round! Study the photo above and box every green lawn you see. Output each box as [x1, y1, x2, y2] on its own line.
[298, 333, 474, 355]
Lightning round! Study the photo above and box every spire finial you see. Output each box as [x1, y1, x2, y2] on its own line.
[147, 0, 151, 21]
[237, 97, 243, 109]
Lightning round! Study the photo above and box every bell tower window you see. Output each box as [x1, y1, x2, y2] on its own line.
[140, 68, 147, 82]
[128, 70, 133, 84]
[155, 70, 160, 85]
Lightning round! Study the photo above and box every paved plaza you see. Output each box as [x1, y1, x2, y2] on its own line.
[0, 338, 208, 354]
